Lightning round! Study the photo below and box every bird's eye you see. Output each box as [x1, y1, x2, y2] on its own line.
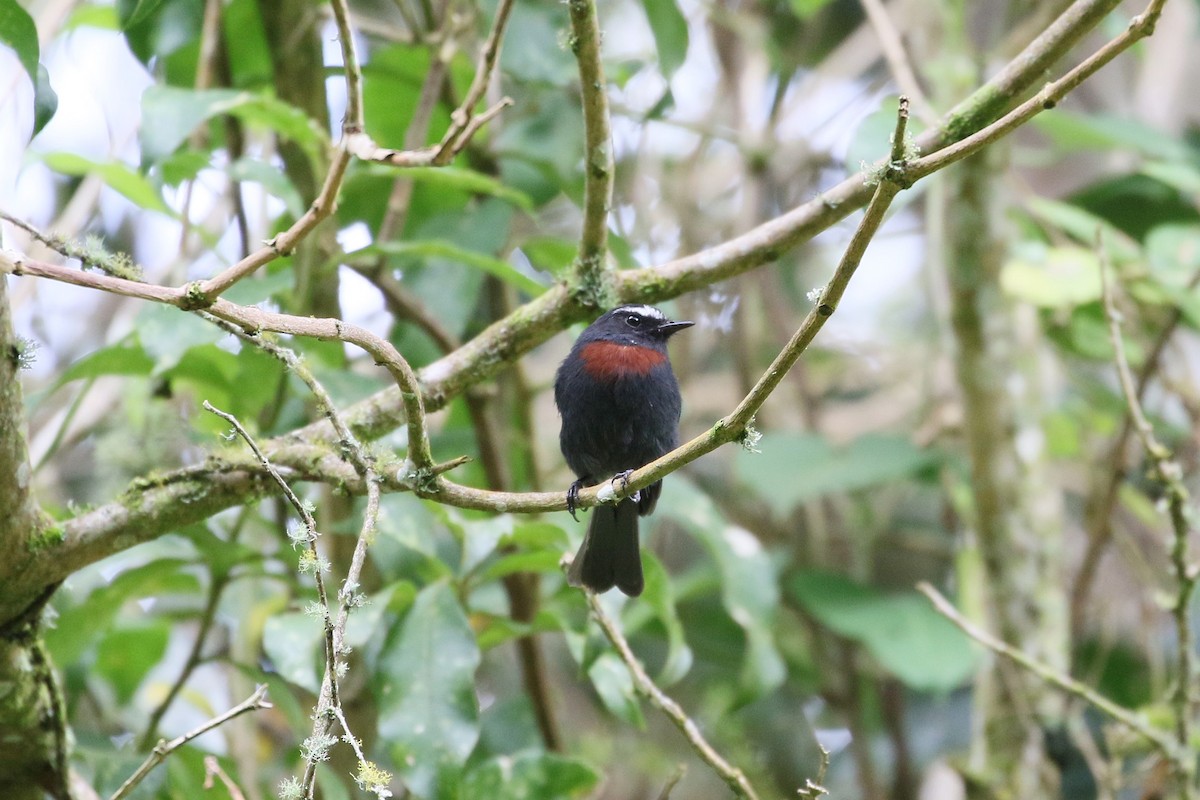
[626, 314, 642, 327]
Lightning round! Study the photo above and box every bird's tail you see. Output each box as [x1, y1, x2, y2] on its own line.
[567, 498, 643, 596]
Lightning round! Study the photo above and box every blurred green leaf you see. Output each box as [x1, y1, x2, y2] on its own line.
[228, 157, 305, 218]
[349, 240, 546, 296]
[32, 63, 58, 135]
[641, 0, 689, 77]
[586, 652, 644, 728]
[789, 571, 977, 691]
[1146, 224, 1200, 285]
[41, 152, 172, 214]
[381, 166, 533, 211]
[462, 752, 600, 800]
[789, 0, 836, 18]
[1033, 110, 1192, 162]
[380, 582, 481, 799]
[46, 559, 198, 665]
[734, 433, 937, 515]
[658, 479, 785, 697]
[262, 611, 322, 694]
[140, 86, 326, 163]
[1025, 197, 1140, 260]
[640, 552, 693, 686]
[135, 304, 224, 372]
[0, 0, 56, 136]
[56, 343, 153, 388]
[1001, 244, 1102, 308]
[95, 621, 170, 704]
[500, 2, 577, 85]
[64, 3, 121, 30]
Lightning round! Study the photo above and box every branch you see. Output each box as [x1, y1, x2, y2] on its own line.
[108, 685, 272, 800]
[586, 592, 762, 800]
[349, 0, 517, 168]
[566, 0, 614, 304]
[917, 583, 1185, 766]
[1100, 248, 1197, 794]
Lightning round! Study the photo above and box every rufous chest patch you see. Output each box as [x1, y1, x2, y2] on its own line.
[579, 340, 666, 379]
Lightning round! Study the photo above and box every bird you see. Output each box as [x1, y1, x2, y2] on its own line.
[554, 304, 693, 596]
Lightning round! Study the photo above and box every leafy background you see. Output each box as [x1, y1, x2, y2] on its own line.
[3, 0, 1200, 798]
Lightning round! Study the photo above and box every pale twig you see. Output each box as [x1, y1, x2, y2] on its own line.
[203, 756, 248, 800]
[917, 583, 1184, 764]
[857, 0, 934, 121]
[654, 764, 686, 800]
[434, 0, 516, 162]
[586, 592, 761, 800]
[349, 0, 516, 168]
[203, 322, 387, 797]
[566, 0, 614, 303]
[1099, 246, 1197, 796]
[108, 685, 271, 800]
[202, 400, 347, 754]
[795, 744, 830, 798]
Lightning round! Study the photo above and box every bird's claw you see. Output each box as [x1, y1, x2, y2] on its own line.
[566, 479, 584, 522]
[612, 470, 639, 502]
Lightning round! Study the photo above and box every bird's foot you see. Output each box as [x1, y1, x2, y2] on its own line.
[566, 479, 585, 522]
[612, 470, 640, 503]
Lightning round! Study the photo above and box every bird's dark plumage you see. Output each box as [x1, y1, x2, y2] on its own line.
[555, 304, 692, 596]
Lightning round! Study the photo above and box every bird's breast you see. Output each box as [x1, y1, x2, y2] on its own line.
[579, 341, 666, 379]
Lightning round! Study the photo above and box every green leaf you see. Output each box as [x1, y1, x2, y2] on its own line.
[640, 552, 693, 686]
[640, 0, 689, 77]
[586, 652, 644, 728]
[33, 63, 58, 135]
[65, 3, 121, 31]
[40, 152, 172, 214]
[1001, 244, 1102, 308]
[789, 0, 836, 17]
[734, 432, 937, 516]
[347, 240, 547, 297]
[0, 0, 58, 135]
[95, 621, 170, 704]
[262, 612, 323, 694]
[370, 165, 533, 211]
[379, 582, 481, 799]
[56, 343, 154, 387]
[1145, 224, 1200, 286]
[789, 571, 977, 691]
[46, 559, 198, 665]
[658, 479, 785, 697]
[1024, 197, 1140, 261]
[1033, 110, 1192, 162]
[228, 157, 305, 218]
[462, 752, 601, 800]
[140, 86, 326, 163]
[135, 303, 224, 372]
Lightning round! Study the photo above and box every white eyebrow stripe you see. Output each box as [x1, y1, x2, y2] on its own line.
[615, 304, 665, 320]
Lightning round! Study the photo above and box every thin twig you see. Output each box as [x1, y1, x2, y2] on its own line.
[202, 402, 346, 741]
[795, 744, 830, 798]
[347, 0, 516, 169]
[586, 592, 761, 800]
[203, 756, 248, 800]
[917, 583, 1184, 766]
[108, 685, 271, 800]
[857, 0, 934, 121]
[655, 764, 686, 800]
[566, 0, 614, 302]
[1099, 245, 1197, 796]
[203, 322, 388, 797]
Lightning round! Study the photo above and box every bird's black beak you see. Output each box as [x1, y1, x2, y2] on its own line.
[656, 319, 695, 337]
